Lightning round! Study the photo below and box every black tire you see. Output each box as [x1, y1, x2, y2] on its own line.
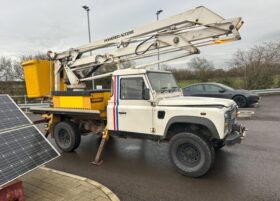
[169, 132, 215, 177]
[233, 95, 247, 108]
[53, 121, 81, 152]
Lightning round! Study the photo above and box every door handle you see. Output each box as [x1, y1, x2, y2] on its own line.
[118, 112, 127, 115]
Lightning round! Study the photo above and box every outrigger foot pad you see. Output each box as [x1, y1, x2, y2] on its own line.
[91, 160, 103, 166]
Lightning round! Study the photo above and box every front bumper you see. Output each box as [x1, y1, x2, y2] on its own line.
[225, 123, 246, 146]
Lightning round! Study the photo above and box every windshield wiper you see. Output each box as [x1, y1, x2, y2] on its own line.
[160, 86, 179, 93]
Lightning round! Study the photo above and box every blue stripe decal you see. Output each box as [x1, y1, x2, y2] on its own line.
[116, 75, 119, 131]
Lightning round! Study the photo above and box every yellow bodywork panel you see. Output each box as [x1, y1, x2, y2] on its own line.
[52, 90, 111, 118]
[53, 96, 91, 109]
[22, 60, 54, 98]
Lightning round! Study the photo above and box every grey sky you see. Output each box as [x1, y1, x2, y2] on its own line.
[1, 0, 280, 67]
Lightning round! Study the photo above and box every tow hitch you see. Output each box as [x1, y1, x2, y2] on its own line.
[225, 123, 247, 146]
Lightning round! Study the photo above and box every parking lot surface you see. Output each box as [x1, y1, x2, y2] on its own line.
[38, 95, 280, 201]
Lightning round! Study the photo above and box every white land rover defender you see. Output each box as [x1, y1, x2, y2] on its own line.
[107, 69, 246, 177]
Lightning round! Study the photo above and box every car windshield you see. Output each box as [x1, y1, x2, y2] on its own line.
[147, 72, 179, 93]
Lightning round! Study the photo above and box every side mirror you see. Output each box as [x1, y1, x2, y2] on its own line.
[143, 88, 150, 100]
[219, 89, 226, 93]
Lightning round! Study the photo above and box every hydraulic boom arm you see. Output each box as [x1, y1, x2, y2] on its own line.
[49, 6, 243, 90]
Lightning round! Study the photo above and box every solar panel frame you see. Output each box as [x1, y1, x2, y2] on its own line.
[0, 125, 60, 187]
[0, 94, 60, 187]
[0, 94, 32, 132]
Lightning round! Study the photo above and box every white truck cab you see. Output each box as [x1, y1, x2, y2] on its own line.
[107, 69, 246, 177]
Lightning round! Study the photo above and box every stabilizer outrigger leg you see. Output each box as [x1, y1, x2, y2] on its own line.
[91, 126, 109, 165]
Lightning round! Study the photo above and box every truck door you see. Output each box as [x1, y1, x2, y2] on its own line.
[110, 75, 153, 135]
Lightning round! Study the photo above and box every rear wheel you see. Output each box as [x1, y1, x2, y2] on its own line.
[233, 95, 247, 108]
[53, 121, 81, 152]
[169, 132, 215, 177]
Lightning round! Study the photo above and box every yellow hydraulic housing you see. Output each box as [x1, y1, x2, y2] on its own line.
[52, 90, 111, 118]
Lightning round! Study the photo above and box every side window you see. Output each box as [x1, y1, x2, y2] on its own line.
[120, 77, 145, 100]
[190, 85, 204, 92]
[204, 84, 222, 92]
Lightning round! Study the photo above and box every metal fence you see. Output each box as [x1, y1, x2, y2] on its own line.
[10, 95, 50, 110]
[251, 88, 280, 95]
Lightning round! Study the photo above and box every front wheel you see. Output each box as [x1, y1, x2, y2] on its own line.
[169, 132, 215, 177]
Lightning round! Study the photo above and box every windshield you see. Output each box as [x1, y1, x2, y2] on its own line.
[147, 72, 179, 93]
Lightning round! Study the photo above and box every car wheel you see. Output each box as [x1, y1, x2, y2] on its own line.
[169, 132, 215, 177]
[233, 95, 247, 108]
[53, 121, 81, 152]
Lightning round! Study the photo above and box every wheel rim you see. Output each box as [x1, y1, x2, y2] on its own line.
[58, 128, 71, 147]
[176, 143, 201, 167]
[234, 96, 246, 107]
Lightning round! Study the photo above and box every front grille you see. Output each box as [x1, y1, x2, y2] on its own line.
[227, 106, 237, 132]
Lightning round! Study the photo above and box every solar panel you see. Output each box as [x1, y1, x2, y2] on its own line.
[0, 95, 31, 132]
[0, 95, 60, 187]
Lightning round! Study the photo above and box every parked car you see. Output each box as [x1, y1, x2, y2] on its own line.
[183, 82, 260, 108]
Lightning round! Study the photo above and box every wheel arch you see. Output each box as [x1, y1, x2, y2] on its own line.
[163, 116, 220, 140]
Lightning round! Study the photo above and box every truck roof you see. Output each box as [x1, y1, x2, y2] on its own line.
[113, 68, 172, 76]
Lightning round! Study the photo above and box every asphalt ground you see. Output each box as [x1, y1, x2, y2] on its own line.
[31, 95, 280, 201]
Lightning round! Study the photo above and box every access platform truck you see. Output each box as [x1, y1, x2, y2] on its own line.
[22, 6, 246, 177]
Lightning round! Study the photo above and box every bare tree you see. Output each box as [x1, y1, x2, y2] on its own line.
[188, 57, 214, 81]
[231, 42, 280, 89]
[0, 57, 16, 81]
[13, 53, 49, 81]
[20, 53, 48, 62]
